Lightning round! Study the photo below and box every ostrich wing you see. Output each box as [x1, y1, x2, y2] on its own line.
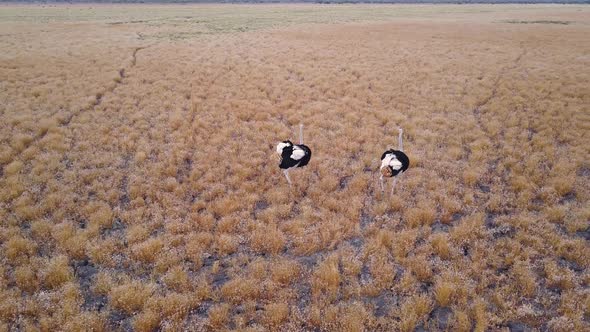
[389, 159, 403, 170]
[291, 147, 306, 160]
[381, 154, 403, 170]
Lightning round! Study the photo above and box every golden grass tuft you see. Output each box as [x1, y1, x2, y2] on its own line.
[109, 281, 156, 314]
[312, 255, 341, 300]
[434, 280, 454, 307]
[549, 176, 575, 197]
[271, 260, 300, 285]
[30, 220, 52, 241]
[557, 239, 589, 269]
[131, 238, 164, 264]
[88, 238, 119, 267]
[450, 213, 485, 245]
[462, 169, 481, 187]
[4, 160, 24, 176]
[87, 202, 114, 231]
[398, 294, 432, 332]
[126, 224, 150, 244]
[14, 265, 39, 293]
[92, 272, 114, 295]
[41, 255, 73, 289]
[215, 234, 239, 255]
[512, 261, 537, 298]
[263, 302, 290, 327]
[4, 236, 36, 264]
[220, 278, 260, 304]
[133, 309, 161, 332]
[250, 224, 286, 255]
[13, 194, 40, 221]
[208, 303, 231, 328]
[63, 312, 106, 332]
[155, 292, 197, 320]
[407, 255, 433, 283]
[405, 204, 436, 228]
[368, 255, 396, 290]
[163, 266, 190, 292]
[472, 298, 488, 332]
[0, 179, 21, 205]
[453, 309, 472, 332]
[392, 229, 418, 260]
[546, 206, 567, 223]
[328, 302, 372, 331]
[134, 151, 148, 164]
[430, 233, 452, 260]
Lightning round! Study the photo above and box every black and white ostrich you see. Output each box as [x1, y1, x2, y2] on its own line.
[380, 128, 410, 194]
[276, 124, 312, 185]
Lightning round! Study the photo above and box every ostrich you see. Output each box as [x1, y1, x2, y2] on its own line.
[276, 124, 312, 185]
[380, 128, 410, 195]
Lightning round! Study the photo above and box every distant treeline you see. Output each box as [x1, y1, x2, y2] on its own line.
[4, 0, 590, 3]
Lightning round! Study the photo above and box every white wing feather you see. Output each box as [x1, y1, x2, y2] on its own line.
[381, 154, 402, 170]
[380, 154, 393, 169]
[291, 147, 306, 160]
[389, 159, 403, 170]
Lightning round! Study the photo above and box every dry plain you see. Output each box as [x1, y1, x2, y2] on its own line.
[0, 4, 589, 331]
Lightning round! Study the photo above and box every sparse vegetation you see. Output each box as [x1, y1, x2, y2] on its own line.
[1, 3, 589, 331]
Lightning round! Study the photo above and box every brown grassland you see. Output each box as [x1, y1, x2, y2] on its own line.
[1, 4, 589, 331]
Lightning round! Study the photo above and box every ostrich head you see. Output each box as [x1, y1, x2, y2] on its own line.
[381, 166, 393, 177]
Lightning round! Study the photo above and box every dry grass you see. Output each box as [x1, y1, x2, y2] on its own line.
[1, 3, 589, 331]
[109, 280, 156, 314]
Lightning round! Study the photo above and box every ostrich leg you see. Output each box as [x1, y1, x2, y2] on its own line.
[299, 124, 304, 145]
[390, 177, 398, 195]
[283, 170, 292, 186]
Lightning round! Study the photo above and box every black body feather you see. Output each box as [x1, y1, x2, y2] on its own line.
[279, 141, 312, 170]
